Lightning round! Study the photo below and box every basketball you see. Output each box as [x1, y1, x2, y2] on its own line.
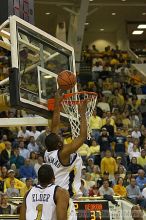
[57, 70, 77, 90]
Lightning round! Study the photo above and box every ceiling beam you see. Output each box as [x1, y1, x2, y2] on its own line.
[62, 7, 78, 15]
[87, 7, 99, 16]
[89, 3, 146, 7]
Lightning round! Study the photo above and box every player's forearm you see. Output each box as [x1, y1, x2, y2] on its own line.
[51, 98, 60, 133]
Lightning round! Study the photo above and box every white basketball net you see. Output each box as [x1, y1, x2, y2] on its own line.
[61, 92, 97, 140]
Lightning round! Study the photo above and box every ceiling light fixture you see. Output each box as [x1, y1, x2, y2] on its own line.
[44, 75, 53, 79]
[100, 28, 104, 31]
[132, 30, 144, 35]
[85, 22, 89, 25]
[45, 12, 51, 15]
[142, 12, 146, 16]
[121, 0, 126, 2]
[89, 0, 94, 1]
[138, 24, 146, 29]
[112, 12, 116, 16]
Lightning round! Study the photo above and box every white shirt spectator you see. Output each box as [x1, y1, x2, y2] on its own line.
[18, 130, 30, 140]
[92, 65, 103, 72]
[20, 148, 30, 159]
[131, 131, 141, 139]
[128, 142, 134, 154]
[142, 187, 146, 198]
[129, 151, 141, 160]
[27, 143, 39, 153]
[29, 130, 41, 140]
[97, 102, 110, 112]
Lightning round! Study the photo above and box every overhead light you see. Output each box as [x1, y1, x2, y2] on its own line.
[89, 0, 94, 1]
[85, 22, 89, 25]
[142, 12, 146, 16]
[45, 12, 51, 15]
[100, 28, 104, 31]
[138, 24, 146, 29]
[132, 30, 144, 35]
[44, 75, 53, 79]
[121, 0, 126, 2]
[112, 12, 116, 16]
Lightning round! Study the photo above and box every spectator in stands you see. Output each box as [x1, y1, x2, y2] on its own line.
[112, 171, 120, 186]
[36, 126, 50, 155]
[34, 155, 44, 177]
[97, 95, 110, 112]
[89, 110, 102, 142]
[89, 140, 100, 164]
[91, 165, 100, 182]
[89, 183, 99, 196]
[98, 128, 111, 157]
[84, 173, 95, 190]
[20, 178, 33, 197]
[80, 179, 88, 197]
[129, 142, 141, 161]
[140, 128, 146, 146]
[17, 126, 30, 141]
[101, 150, 117, 179]
[0, 141, 12, 168]
[136, 169, 146, 190]
[142, 186, 146, 199]
[29, 126, 40, 140]
[0, 166, 8, 181]
[116, 156, 125, 171]
[77, 143, 90, 164]
[128, 157, 143, 176]
[87, 158, 95, 173]
[113, 177, 127, 197]
[0, 134, 8, 153]
[29, 151, 37, 167]
[131, 205, 144, 220]
[130, 111, 140, 128]
[5, 169, 25, 191]
[0, 193, 11, 214]
[19, 159, 37, 182]
[113, 128, 127, 168]
[126, 177, 146, 209]
[27, 136, 39, 153]
[102, 118, 114, 138]
[137, 150, 146, 170]
[6, 179, 20, 197]
[99, 180, 114, 196]
[97, 172, 112, 188]
[132, 127, 141, 139]
[10, 147, 24, 170]
[19, 141, 30, 159]
[118, 165, 126, 179]
[139, 99, 146, 127]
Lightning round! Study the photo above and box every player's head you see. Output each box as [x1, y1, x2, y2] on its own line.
[38, 164, 55, 186]
[131, 205, 143, 220]
[45, 133, 63, 152]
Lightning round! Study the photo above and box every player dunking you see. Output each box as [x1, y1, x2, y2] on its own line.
[19, 164, 69, 220]
[44, 90, 87, 219]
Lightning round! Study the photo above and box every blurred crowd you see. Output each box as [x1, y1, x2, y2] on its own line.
[0, 45, 146, 213]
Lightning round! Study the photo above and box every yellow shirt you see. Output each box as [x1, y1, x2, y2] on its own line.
[137, 156, 146, 168]
[77, 144, 91, 157]
[4, 177, 25, 191]
[113, 184, 127, 197]
[20, 185, 32, 197]
[89, 116, 102, 130]
[101, 157, 117, 175]
[0, 143, 5, 153]
[90, 145, 100, 155]
[102, 117, 115, 126]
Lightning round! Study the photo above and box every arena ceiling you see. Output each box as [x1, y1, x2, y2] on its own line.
[34, 0, 146, 41]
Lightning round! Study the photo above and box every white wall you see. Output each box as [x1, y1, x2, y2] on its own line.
[116, 22, 129, 50]
[83, 32, 117, 51]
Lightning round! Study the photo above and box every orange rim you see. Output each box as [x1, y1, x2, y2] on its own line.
[48, 91, 97, 110]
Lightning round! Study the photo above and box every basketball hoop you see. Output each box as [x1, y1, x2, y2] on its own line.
[61, 91, 97, 139]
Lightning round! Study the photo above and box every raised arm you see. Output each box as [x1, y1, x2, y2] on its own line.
[51, 90, 63, 134]
[60, 101, 87, 159]
[56, 187, 69, 220]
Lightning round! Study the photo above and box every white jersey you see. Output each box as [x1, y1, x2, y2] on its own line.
[44, 150, 82, 198]
[26, 184, 57, 220]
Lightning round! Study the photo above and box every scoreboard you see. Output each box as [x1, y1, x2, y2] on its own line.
[74, 201, 110, 220]
[0, 0, 34, 24]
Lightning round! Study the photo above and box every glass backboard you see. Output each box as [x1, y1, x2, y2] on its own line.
[4, 15, 76, 118]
